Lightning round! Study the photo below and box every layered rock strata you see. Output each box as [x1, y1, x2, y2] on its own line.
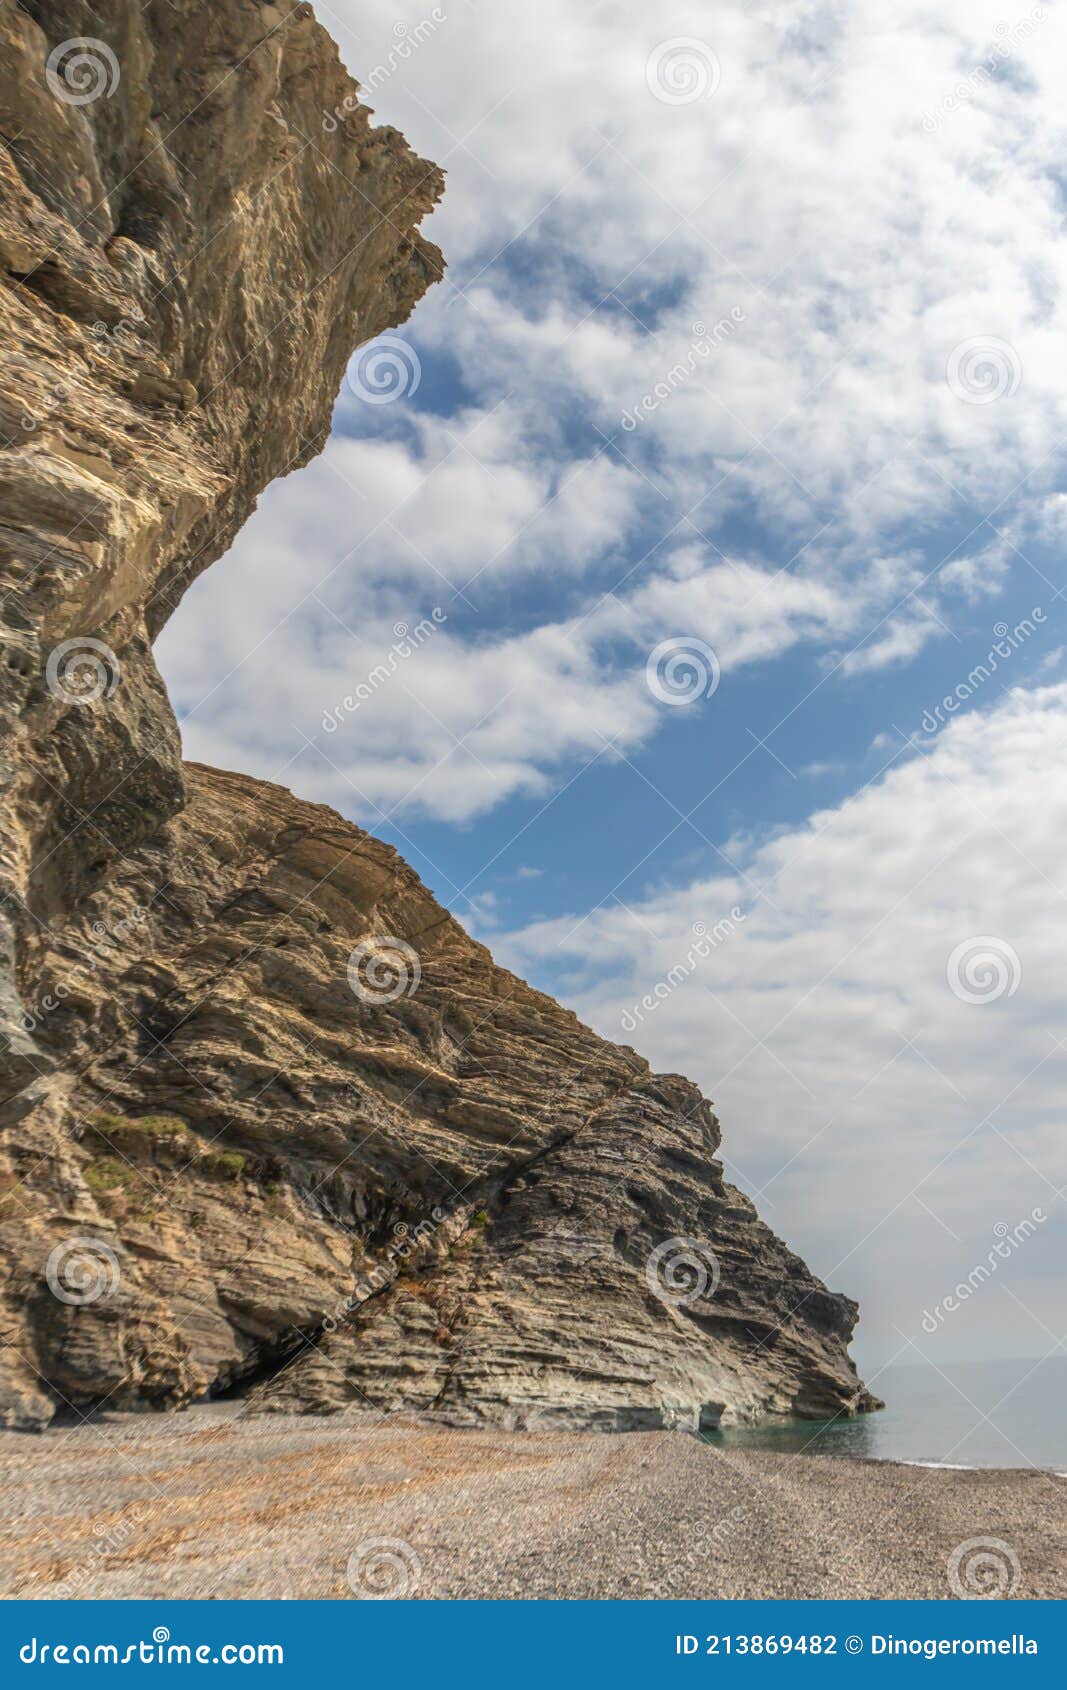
[0, 1, 878, 1434]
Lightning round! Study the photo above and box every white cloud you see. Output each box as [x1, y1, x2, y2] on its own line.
[372, 0, 1067, 541]
[839, 608, 946, 675]
[160, 0, 1067, 821]
[494, 683, 1067, 1372]
[163, 522, 913, 825]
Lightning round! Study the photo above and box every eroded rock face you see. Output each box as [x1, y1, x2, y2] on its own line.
[0, 0, 443, 1086]
[0, 766, 878, 1432]
[0, 2, 878, 1434]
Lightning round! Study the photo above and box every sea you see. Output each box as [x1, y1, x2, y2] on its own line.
[703, 1355, 1067, 1471]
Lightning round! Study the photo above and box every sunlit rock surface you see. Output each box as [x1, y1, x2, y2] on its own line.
[0, 1, 876, 1434]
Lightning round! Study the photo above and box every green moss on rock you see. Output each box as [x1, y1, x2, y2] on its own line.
[199, 1150, 246, 1182]
[87, 1112, 191, 1154]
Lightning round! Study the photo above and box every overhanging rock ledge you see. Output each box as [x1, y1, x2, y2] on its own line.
[0, 1, 879, 1434]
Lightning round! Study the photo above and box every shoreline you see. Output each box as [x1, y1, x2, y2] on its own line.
[1, 1408, 1063, 1600]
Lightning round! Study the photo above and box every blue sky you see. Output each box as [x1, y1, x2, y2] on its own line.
[159, 0, 1067, 1390]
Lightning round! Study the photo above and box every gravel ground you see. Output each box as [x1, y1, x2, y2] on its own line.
[0, 1405, 1062, 1600]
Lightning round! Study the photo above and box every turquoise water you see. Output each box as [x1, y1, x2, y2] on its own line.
[704, 1356, 1067, 1470]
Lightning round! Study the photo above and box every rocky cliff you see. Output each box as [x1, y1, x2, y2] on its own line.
[0, 0, 878, 1434]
